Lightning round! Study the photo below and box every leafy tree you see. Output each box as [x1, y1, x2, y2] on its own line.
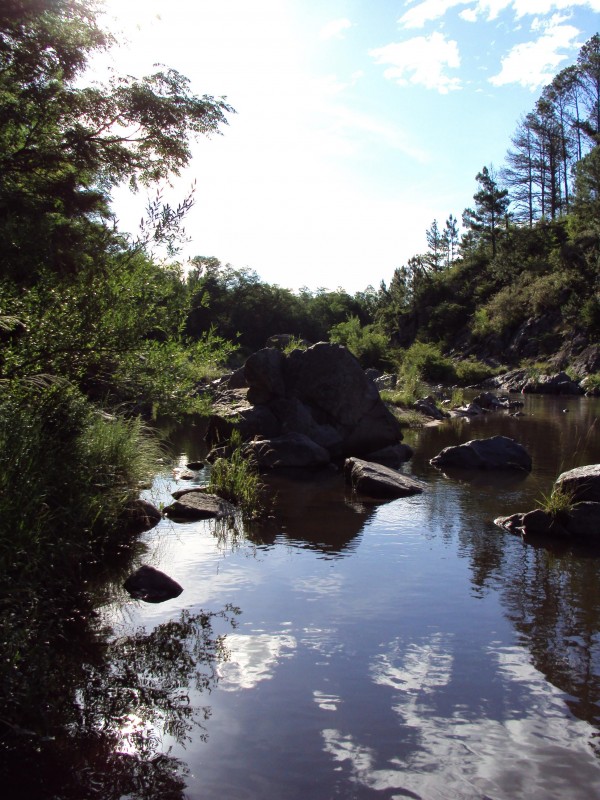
[0, 0, 235, 409]
[0, 0, 233, 285]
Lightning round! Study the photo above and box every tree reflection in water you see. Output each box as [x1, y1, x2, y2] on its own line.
[0, 596, 239, 800]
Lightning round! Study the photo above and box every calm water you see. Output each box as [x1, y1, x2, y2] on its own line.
[110, 395, 600, 800]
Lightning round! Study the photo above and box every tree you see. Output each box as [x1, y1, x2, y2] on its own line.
[444, 214, 459, 266]
[577, 33, 600, 145]
[0, 0, 233, 285]
[0, 0, 235, 409]
[425, 219, 445, 271]
[463, 166, 509, 256]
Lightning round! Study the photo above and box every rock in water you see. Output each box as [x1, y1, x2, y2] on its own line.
[124, 565, 183, 603]
[344, 457, 425, 499]
[430, 436, 532, 471]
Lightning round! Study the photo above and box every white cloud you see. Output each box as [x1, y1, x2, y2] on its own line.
[512, 0, 600, 17]
[460, 7, 479, 21]
[489, 20, 581, 89]
[398, 0, 600, 27]
[398, 0, 471, 29]
[320, 17, 353, 40]
[370, 32, 462, 94]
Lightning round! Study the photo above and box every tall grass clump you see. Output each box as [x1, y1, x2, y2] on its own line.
[536, 486, 576, 517]
[0, 379, 161, 580]
[208, 430, 265, 520]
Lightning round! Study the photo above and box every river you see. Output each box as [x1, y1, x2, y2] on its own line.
[9, 393, 600, 799]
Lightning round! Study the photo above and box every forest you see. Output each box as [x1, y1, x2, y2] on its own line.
[0, 2, 599, 606]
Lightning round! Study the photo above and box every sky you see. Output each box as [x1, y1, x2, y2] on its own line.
[95, 0, 600, 294]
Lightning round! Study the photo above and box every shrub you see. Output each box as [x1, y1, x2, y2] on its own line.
[454, 358, 498, 386]
[398, 342, 454, 384]
[329, 316, 390, 369]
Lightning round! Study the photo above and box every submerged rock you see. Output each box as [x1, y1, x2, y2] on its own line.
[430, 435, 532, 472]
[123, 565, 183, 603]
[344, 457, 425, 499]
[495, 465, 600, 542]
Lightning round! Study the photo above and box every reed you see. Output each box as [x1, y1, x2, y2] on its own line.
[208, 430, 266, 520]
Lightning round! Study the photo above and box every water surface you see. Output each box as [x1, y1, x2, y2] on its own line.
[114, 394, 600, 799]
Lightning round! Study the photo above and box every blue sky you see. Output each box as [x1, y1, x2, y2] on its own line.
[97, 0, 600, 293]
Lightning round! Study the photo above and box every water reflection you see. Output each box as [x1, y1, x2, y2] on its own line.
[319, 635, 600, 799]
[0, 594, 238, 799]
[257, 468, 377, 556]
[217, 632, 297, 690]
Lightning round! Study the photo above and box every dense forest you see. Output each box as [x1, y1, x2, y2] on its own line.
[1, 2, 599, 575]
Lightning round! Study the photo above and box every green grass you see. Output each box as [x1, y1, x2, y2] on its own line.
[208, 430, 266, 520]
[536, 486, 576, 517]
[0, 380, 162, 579]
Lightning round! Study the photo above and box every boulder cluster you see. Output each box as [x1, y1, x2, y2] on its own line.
[121, 343, 600, 603]
[206, 343, 406, 466]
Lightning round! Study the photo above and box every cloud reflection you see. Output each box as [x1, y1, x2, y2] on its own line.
[217, 633, 296, 691]
[320, 637, 600, 799]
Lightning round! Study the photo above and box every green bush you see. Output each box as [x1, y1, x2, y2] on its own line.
[0, 380, 161, 578]
[329, 316, 389, 369]
[398, 342, 454, 384]
[454, 358, 498, 386]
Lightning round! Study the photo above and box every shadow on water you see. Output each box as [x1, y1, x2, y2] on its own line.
[0, 563, 238, 799]
[252, 466, 381, 557]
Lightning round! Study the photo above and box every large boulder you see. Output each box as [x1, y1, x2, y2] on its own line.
[344, 457, 425, 499]
[244, 348, 286, 404]
[430, 435, 532, 472]
[554, 464, 600, 502]
[207, 342, 404, 460]
[123, 565, 183, 603]
[244, 432, 330, 469]
[522, 371, 583, 395]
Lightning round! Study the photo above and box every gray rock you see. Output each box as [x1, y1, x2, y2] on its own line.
[284, 342, 380, 427]
[118, 498, 162, 534]
[555, 464, 600, 503]
[344, 457, 425, 499]
[208, 342, 405, 460]
[123, 565, 183, 603]
[430, 435, 532, 471]
[244, 432, 330, 469]
[414, 396, 449, 420]
[374, 373, 397, 390]
[244, 347, 286, 404]
[363, 443, 414, 468]
[522, 371, 583, 395]
[563, 502, 600, 538]
[163, 492, 237, 521]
